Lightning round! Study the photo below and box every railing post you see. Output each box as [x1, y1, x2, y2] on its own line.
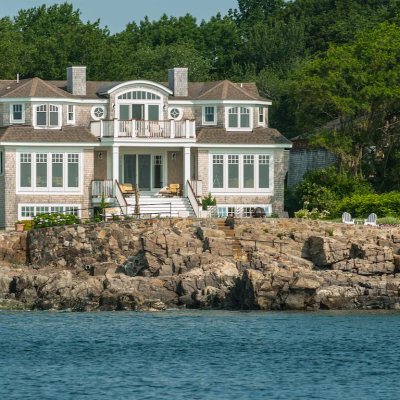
[132, 119, 136, 138]
[100, 120, 104, 138]
[113, 118, 119, 138]
[170, 120, 175, 138]
[185, 120, 190, 138]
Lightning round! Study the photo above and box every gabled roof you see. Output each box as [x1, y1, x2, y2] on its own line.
[0, 125, 99, 143]
[196, 127, 292, 146]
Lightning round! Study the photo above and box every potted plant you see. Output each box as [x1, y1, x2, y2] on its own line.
[15, 220, 24, 232]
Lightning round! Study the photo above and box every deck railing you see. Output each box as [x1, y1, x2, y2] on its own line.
[92, 180, 114, 198]
[94, 119, 196, 139]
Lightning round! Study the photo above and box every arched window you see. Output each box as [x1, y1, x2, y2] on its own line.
[227, 107, 251, 129]
[118, 91, 160, 100]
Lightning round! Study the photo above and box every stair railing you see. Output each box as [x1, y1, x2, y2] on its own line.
[186, 180, 201, 217]
[115, 180, 129, 215]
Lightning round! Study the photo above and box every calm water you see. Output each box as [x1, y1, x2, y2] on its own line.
[1, 310, 400, 399]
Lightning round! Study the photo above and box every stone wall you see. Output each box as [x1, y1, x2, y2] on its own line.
[0, 231, 27, 264]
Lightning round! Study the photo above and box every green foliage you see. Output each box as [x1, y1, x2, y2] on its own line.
[33, 213, 80, 229]
[85, 220, 91, 223]
[242, 228, 249, 233]
[277, 233, 284, 238]
[202, 193, 217, 211]
[294, 208, 330, 220]
[264, 228, 269, 233]
[336, 192, 400, 218]
[377, 216, 400, 226]
[325, 228, 334, 237]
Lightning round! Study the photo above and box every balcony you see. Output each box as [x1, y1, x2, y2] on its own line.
[90, 119, 196, 140]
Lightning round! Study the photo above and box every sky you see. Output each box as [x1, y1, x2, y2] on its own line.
[1, 0, 238, 33]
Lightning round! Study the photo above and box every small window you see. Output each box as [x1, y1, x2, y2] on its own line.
[12, 104, 24, 122]
[259, 107, 264, 124]
[67, 105, 75, 123]
[203, 106, 216, 125]
[227, 107, 251, 129]
[244, 207, 255, 218]
[169, 108, 182, 121]
[91, 106, 106, 120]
[218, 207, 227, 218]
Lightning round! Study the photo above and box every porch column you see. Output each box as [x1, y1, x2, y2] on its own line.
[112, 146, 119, 191]
[183, 147, 191, 196]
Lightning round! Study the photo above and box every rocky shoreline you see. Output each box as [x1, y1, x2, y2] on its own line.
[1, 218, 400, 311]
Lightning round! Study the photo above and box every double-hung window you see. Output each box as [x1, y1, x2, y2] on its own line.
[35, 104, 61, 128]
[10, 104, 24, 124]
[259, 107, 265, 125]
[243, 155, 255, 189]
[203, 106, 216, 125]
[18, 152, 81, 192]
[67, 105, 75, 124]
[227, 107, 251, 130]
[228, 155, 239, 189]
[259, 155, 270, 189]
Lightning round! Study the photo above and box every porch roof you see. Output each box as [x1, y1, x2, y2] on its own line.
[196, 127, 292, 146]
[0, 125, 100, 143]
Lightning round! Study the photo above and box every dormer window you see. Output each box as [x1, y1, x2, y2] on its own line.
[35, 104, 61, 129]
[67, 105, 75, 124]
[10, 104, 25, 124]
[259, 107, 265, 125]
[226, 107, 252, 131]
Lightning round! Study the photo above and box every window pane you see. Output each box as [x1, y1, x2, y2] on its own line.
[13, 105, 22, 120]
[50, 111, 58, 126]
[153, 156, 163, 189]
[68, 154, 79, 188]
[37, 112, 47, 126]
[212, 155, 224, 189]
[20, 154, 31, 187]
[259, 155, 270, 188]
[205, 107, 215, 122]
[36, 154, 47, 188]
[119, 105, 130, 120]
[52, 154, 63, 187]
[243, 156, 254, 188]
[148, 105, 159, 121]
[228, 155, 239, 189]
[229, 114, 238, 128]
[259, 107, 264, 123]
[218, 207, 227, 217]
[241, 108, 250, 128]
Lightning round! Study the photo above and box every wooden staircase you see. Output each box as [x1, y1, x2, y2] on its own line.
[217, 221, 245, 258]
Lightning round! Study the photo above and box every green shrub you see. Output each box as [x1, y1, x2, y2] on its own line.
[264, 228, 269, 233]
[33, 213, 80, 229]
[325, 228, 334, 237]
[295, 208, 330, 220]
[336, 192, 400, 218]
[201, 192, 217, 211]
[277, 233, 284, 238]
[377, 216, 400, 226]
[243, 228, 248, 233]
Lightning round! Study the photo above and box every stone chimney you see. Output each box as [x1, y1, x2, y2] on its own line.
[67, 66, 87, 96]
[168, 67, 188, 97]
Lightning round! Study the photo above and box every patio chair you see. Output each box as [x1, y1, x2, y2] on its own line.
[342, 212, 355, 225]
[119, 183, 136, 197]
[159, 184, 181, 197]
[364, 213, 377, 226]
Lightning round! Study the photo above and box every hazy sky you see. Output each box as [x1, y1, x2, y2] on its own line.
[1, 0, 238, 33]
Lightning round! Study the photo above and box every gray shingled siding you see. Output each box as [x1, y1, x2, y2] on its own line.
[67, 67, 87, 96]
[287, 147, 336, 188]
[168, 68, 188, 97]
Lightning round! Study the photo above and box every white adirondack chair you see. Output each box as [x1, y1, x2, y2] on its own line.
[342, 212, 355, 225]
[364, 213, 377, 226]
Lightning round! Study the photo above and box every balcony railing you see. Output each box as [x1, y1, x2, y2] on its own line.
[91, 119, 196, 139]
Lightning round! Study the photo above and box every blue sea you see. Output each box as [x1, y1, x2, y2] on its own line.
[0, 310, 400, 399]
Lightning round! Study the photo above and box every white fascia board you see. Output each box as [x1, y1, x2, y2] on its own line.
[169, 100, 273, 106]
[100, 81, 173, 96]
[0, 98, 109, 104]
[1, 142, 100, 147]
[196, 143, 292, 149]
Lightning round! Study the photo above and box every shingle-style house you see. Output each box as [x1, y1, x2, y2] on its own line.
[0, 66, 291, 229]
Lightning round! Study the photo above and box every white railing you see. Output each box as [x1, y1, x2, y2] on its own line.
[190, 180, 203, 197]
[186, 180, 202, 217]
[92, 180, 114, 198]
[93, 119, 196, 139]
[115, 180, 129, 215]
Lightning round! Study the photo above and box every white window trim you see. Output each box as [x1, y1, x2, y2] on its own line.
[225, 106, 253, 131]
[0, 148, 3, 175]
[18, 204, 81, 220]
[91, 106, 107, 121]
[67, 105, 76, 124]
[208, 150, 274, 195]
[16, 150, 83, 195]
[33, 104, 62, 129]
[168, 107, 183, 121]
[202, 106, 217, 126]
[212, 204, 272, 218]
[258, 107, 266, 126]
[10, 104, 25, 124]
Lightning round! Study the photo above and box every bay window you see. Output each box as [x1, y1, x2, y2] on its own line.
[10, 104, 24, 123]
[35, 104, 61, 128]
[212, 155, 224, 189]
[18, 152, 81, 192]
[227, 107, 251, 130]
[210, 153, 272, 193]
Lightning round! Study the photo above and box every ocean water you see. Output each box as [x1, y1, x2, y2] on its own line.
[0, 311, 400, 400]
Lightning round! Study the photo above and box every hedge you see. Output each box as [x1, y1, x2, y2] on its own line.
[336, 192, 400, 218]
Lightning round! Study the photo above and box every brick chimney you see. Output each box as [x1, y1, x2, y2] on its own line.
[67, 66, 87, 96]
[168, 67, 188, 97]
